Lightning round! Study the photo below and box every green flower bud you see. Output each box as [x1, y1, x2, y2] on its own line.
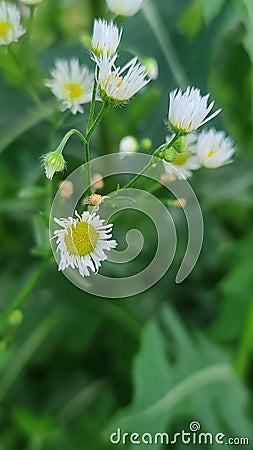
[141, 138, 152, 150]
[9, 310, 23, 326]
[42, 150, 66, 180]
[163, 147, 177, 162]
[173, 136, 187, 153]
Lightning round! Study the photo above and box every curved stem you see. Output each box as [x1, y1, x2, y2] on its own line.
[56, 128, 87, 153]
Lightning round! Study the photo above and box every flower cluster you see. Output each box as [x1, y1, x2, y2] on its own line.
[45, 19, 149, 114]
[161, 87, 235, 179]
[40, 7, 236, 278]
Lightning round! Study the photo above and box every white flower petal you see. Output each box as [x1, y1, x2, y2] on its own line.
[53, 211, 117, 277]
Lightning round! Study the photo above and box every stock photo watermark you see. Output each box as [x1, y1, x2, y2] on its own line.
[109, 421, 250, 446]
[50, 153, 204, 298]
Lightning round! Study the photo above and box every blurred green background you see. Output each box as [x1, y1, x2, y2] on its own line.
[0, 0, 253, 448]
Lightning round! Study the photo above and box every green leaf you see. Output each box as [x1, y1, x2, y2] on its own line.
[104, 306, 251, 448]
[196, 0, 226, 24]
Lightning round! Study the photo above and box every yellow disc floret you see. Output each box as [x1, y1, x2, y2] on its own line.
[0, 22, 12, 39]
[63, 82, 84, 101]
[207, 149, 215, 158]
[173, 152, 189, 166]
[64, 222, 98, 256]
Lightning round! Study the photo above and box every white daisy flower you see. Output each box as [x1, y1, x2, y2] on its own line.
[193, 128, 235, 168]
[20, 0, 42, 5]
[106, 0, 144, 17]
[0, 2, 25, 45]
[53, 210, 117, 277]
[163, 134, 200, 179]
[93, 52, 150, 104]
[45, 58, 94, 115]
[91, 19, 122, 57]
[119, 135, 139, 158]
[168, 86, 221, 134]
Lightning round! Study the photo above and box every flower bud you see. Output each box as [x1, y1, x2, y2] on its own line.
[141, 138, 152, 150]
[119, 136, 139, 158]
[142, 58, 159, 80]
[173, 136, 187, 153]
[42, 150, 66, 180]
[163, 147, 177, 163]
[106, 0, 144, 17]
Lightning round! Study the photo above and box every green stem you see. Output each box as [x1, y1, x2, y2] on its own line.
[28, 5, 35, 37]
[235, 296, 253, 379]
[112, 133, 181, 197]
[87, 66, 99, 130]
[84, 139, 92, 197]
[84, 103, 110, 196]
[86, 102, 109, 141]
[56, 128, 87, 153]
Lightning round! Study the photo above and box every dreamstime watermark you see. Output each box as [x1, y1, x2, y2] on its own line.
[109, 422, 250, 446]
[50, 153, 204, 298]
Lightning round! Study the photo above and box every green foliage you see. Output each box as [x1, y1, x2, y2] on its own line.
[0, 0, 253, 449]
[105, 307, 251, 449]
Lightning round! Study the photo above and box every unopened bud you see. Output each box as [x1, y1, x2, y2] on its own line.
[119, 136, 139, 158]
[9, 310, 23, 325]
[59, 180, 74, 200]
[141, 138, 152, 150]
[173, 136, 187, 153]
[142, 57, 159, 80]
[42, 150, 66, 180]
[163, 147, 177, 163]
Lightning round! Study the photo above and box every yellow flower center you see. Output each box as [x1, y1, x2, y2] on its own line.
[173, 152, 189, 166]
[63, 82, 84, 101]
[207, 149, 215, 158]
[64, 222, 98, 256]
[0, 22, 12, 39]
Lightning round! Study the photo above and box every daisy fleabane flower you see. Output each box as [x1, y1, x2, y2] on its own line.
[106, 0, 144, 17]
[0, 2, 25, 45]
[193, 128, 235, 168]
[93, 52, 150, 104]
[53, 210, 117, 277]
[168, 86, 221, 134]
[91, 19, 122, 57]
[45, 58, 94, 114]
[163, 134, 200, 180]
